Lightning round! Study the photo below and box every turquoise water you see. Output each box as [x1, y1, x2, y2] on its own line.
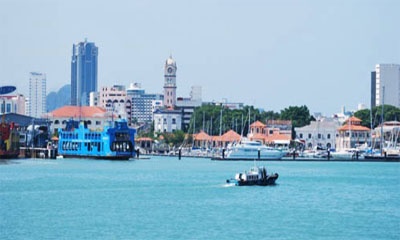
[1, 156, 399, 239]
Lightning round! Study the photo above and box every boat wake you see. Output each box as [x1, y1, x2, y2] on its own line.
[223, 182, 236, 187]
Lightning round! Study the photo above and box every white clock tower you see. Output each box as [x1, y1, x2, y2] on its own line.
[163, 55, 177, 108]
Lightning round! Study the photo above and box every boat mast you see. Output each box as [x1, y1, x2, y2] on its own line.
[380, 86, 385, 155]
[248, 108, 251, 137]
[349, 115, 352, 149]
[219, 107, 222, 136]
[369, 101, 373, 150]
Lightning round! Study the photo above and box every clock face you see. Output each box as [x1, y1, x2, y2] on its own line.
[167, 67, 173, 73]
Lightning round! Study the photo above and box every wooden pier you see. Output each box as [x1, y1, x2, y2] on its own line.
[20, 147, 57, 159]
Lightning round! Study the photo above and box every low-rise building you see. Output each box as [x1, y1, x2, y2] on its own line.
[336, 116, 370, 150]
[153, 108, 182, 133]
[0, 94, 26, 115]
[295, 118, 341, 150]
[44, 106, 117, 132]
[248, 120, 292, 147]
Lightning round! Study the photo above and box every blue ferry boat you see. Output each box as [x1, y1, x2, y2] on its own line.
[57, 119, 136, 160]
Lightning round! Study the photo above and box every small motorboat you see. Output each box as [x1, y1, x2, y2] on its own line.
[226, 165, 278, 186]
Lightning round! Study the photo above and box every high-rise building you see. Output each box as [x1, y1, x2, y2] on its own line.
[71, 39, 98, 106]
[163, 55, 177, 108]
[28, 72, 46, 118]
[372, 64, 400, 108]
[127, 83, 163, 125]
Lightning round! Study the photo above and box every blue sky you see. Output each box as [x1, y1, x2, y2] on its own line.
[1, 0, 399, 116]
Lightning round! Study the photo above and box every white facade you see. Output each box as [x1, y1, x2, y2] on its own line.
[375, 64, 400, 107]
[295, 118, 341, 150]
[153, 109, 182, 133]
[28, 72, 46, 118]
[89, 92, 99, 106]
[151, 100, 164, 118]
[98, 85, 128, 119]
[0, 94, 26, 115]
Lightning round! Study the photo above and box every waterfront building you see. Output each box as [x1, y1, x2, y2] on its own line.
[127, 83, 163, 125]
[44, 106, 115, 132]
[295, 118, 341, 150]
[153, 108, 182, 133]
[163, 55, 177, 108]
[0, 94, 26, 115]
[336, 116, 370, 151]
[371, 64, 400, 108]
[71, 39, 98, 106]
[212, 130, 241, 148]
[248, 120, 292, 146]
[27, 72, 46, 118]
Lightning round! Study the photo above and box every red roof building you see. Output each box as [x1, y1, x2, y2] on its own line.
[44, 106, 118, 131]
[336, 116, 370, 150]
[248, 120, 292, 146]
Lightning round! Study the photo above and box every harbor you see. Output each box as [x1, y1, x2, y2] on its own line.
[1, 156, 399, 239]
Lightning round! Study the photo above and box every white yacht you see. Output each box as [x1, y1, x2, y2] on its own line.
[225, 140, 285, 160]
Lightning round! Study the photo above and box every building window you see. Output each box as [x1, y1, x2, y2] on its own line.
[299, 133, 303, 138]
[172, 118, 176, 124]
[318, 134, 321, 139]
[327, 134, 331, 139]
[308, 134, 312, 139]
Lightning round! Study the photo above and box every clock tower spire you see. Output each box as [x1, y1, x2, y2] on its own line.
[163, 55, 177, 108]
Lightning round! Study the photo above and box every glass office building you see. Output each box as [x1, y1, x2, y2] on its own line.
[71, 39, 98, 106]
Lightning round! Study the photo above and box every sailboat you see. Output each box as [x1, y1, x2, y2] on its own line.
[364, 86, 400, 161]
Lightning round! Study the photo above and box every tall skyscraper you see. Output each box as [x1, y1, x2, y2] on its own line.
[372, 64, 400, 108]
[71, 39, 98, 106]
[28, 72, 46, 118]
[163, 55, 177, 108]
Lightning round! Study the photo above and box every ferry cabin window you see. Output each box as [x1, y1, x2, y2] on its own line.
[116, 133, 130, 141]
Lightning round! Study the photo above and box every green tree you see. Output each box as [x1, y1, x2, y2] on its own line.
[354, 105, 400, 128]
[280, 105, 315, 128]
[280, 105, 315, 139]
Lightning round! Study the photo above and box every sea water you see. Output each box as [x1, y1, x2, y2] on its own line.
[0, 156, 399, 240]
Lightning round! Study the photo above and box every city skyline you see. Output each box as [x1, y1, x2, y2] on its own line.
[1, 0, 399, 116]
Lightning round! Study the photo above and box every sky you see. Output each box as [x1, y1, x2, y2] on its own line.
[0, 0, 399, 116]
